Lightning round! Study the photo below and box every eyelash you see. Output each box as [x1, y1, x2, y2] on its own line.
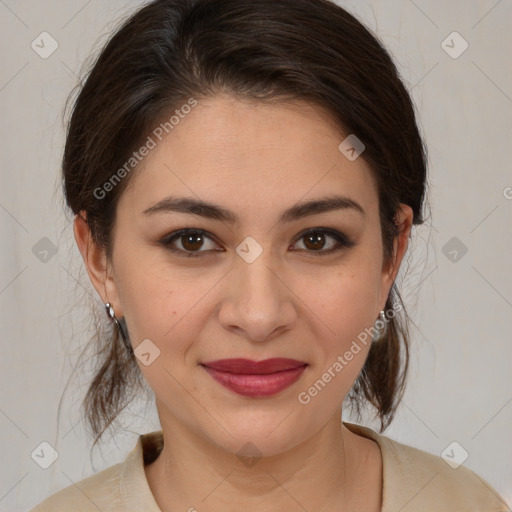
[158, 227, 355, 258]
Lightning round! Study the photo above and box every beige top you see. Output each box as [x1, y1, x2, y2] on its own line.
[30, 421, 510, 511]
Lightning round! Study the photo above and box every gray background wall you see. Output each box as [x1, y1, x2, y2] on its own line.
[0, 1, 511, 510]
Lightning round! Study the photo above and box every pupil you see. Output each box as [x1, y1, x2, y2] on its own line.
[305, 233, 325, 250]
[182, 233, 203, 251]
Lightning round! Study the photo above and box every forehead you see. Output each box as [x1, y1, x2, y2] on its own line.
[120, 94, 378, 219]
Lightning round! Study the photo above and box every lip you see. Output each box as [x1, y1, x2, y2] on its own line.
[201, 358, 308, 397]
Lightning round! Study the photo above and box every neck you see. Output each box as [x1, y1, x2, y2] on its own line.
[144, 412, 381, 512]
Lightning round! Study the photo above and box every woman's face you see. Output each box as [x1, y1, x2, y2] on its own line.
[80, 94, 412, 456]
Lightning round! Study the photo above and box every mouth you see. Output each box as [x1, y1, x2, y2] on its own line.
[200, 358, 308, 398]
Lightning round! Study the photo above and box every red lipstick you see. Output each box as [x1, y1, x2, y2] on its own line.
[201, 358, 308, 397]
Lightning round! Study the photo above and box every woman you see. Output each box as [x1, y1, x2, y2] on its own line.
[30, 0, 509, 510]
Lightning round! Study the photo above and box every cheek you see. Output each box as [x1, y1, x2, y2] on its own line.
[114, 253, 217, 349]
[291, 266, 382, 409]
[292, 256, 382, 346]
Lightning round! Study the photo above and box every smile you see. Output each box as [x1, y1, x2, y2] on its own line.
[200, 358, 308, 398]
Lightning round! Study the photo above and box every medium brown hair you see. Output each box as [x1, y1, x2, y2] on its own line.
[62, 0, 429, 447]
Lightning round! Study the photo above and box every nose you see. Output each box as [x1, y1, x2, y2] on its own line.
[217, 254, 298, 343]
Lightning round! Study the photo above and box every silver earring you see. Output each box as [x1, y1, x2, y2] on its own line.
[372, 310, 387, 343]
[105, 302, 133, 355]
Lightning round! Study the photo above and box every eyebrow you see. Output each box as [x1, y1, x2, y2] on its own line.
[142, 194, 365, 223]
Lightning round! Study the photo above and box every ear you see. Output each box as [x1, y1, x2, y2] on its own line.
[379, 203, 413, 310]
[73, 211, 123, 315]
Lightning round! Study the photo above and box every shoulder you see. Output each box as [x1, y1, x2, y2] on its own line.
[386, 438, 509, 511]
[29, 431, 162, 512]
[29, 462, 123, 512]
[344, 422, 510, 512]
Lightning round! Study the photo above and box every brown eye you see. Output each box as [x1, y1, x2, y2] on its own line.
[291, 228, 355, 255]
[160, 228, 221, 257]
[181, 232, 205, 251]
[303, 232, 327, 251]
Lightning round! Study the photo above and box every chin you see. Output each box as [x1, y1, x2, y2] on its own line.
[201, 408, 312, 459]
